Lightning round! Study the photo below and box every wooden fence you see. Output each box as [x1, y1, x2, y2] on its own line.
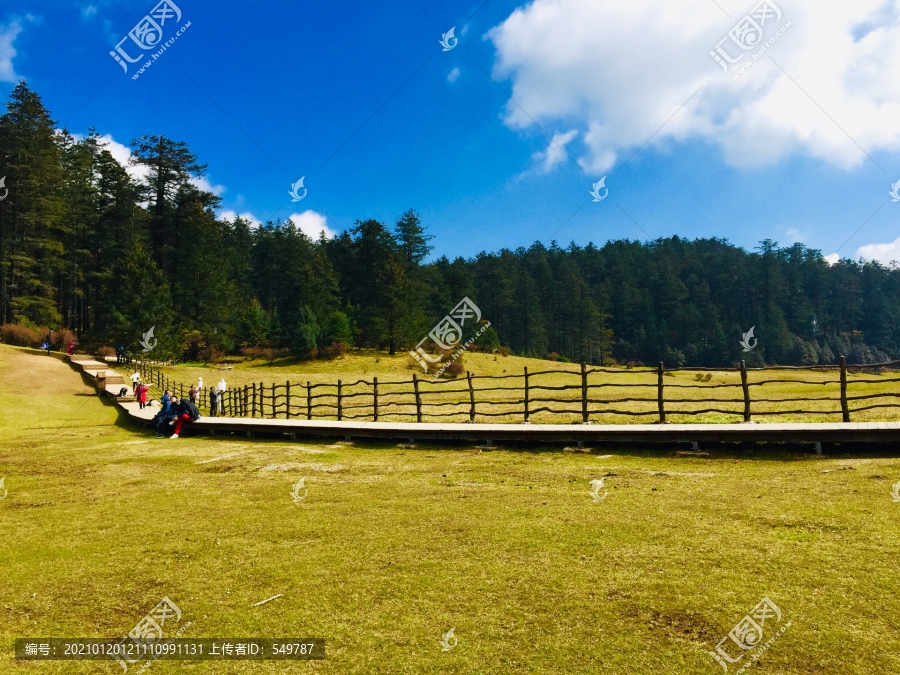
[119, 355, 900, 424]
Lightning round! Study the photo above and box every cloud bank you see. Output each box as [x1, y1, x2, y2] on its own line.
[487, 0, 900, 172]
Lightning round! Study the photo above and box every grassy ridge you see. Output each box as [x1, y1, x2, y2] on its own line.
[2, 344, 900, 673]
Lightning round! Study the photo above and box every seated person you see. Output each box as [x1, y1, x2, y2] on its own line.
[169, 396, 200, 439]
[151, 395, 180, 437]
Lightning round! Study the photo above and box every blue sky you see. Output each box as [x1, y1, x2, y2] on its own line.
[2, 0, 900, 262]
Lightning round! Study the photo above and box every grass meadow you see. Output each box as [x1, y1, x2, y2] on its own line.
[2, 344, 900, 674]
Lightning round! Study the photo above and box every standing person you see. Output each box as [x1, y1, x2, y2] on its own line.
[208, 386, 219, 417]
[189, 384, 198, 404]
[137, 381, 149, 409]
[198, 376, 203, 392]
[130, 371, 141, 393]
[66, 341, 75, 355]
[216, 377, 227, 414]
[169, 395, 200, 439]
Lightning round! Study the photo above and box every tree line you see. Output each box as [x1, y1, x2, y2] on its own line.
[1, 82, 898, 367]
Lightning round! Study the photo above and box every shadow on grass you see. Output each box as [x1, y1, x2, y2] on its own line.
[136, 426, 900, 461]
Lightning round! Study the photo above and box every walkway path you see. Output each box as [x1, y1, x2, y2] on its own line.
[63, 355, 900, 446]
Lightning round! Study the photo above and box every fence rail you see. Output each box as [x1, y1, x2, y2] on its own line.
[120, 355, 900, 424]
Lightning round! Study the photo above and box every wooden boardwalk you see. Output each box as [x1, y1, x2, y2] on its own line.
[65, 355, 900, 445]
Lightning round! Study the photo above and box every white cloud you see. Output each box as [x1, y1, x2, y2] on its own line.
[532, 129, 578, 172]
[219, 209, 263, 228]
[824, 253, 840, 265]
[190, 175, 226, 196]
[88, 134, 151, 184]
[447, 67, 461, 83]
[486, 0, 900, 172]
[82, 5, 98, 19]
[856, 236, 900, 265]
[288, 210, 336, 240]
[0, 19, 24, 83]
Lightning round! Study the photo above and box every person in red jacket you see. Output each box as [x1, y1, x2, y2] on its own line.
[137, 381, 149, 409]
[169, 397, 200, 438]
[66, 341, 75, 355]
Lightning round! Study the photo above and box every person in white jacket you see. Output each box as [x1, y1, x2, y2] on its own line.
[130, 371, 140, 393]
[216, 378, 227, 414]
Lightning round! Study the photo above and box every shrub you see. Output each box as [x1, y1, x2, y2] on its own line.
[53, 328, 77, 351]
[318, 341, 349, 360]
[97, 346, 116, 357]
[239, 346, 274, 361]
[547, 352, 559, 361]
[0, 323, 41, 347]
[557, 355, 571, 363]
[443, 361, 464, 378]
[201, 347, 225, 364]
[499, 346, 511, 357]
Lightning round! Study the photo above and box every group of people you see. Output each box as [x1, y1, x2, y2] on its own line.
[126, 372, 227, 437]
[185, 378, 227, 417]
[151, 390, 200, 438]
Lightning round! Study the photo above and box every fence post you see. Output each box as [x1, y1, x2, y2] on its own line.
[337, 380, 343, 421]
[307, 381, 312, 420]
[840, 356, 850, 422]
[657, 362, 666, 423]
[524, 367, 530, 423]
[251, 382, 257, 417]
[740, 360, 751, 422]
[286, 381, 291, 419]
[467, 371, 476, 423]
[413, 374, 422, 423]
[373, 377, 379, 422]
[260, 382, 264, 418]
[243, 385, 248, 418]
[581, 362, 588, 423]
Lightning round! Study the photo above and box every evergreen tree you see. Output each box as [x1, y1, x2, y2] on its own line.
[96, 240, 176, 355]
[291, 305, 319, 357]
[322, 310, 353, 346]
